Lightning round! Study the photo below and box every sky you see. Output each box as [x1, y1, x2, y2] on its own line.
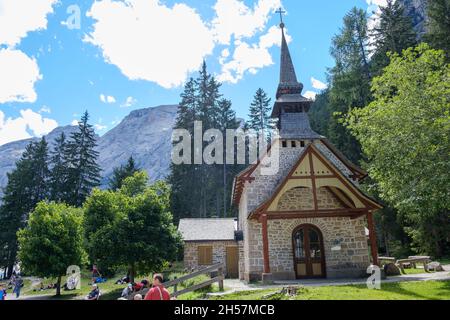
[0, 0, 387, 146]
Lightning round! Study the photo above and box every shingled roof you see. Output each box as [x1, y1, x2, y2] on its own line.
[178, 218, 237, 242]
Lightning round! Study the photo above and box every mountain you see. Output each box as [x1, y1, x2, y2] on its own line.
[0, 105, 179, 197]
[399, 0, 428, 37]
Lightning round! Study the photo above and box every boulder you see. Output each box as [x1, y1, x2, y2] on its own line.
[384, 263, 401, 276]
[427, 261, 444, 272]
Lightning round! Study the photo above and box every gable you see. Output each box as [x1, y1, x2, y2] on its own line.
[249, 144, 382, 219]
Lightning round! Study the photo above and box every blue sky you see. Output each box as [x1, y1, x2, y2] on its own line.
[0, 0, 381, 145]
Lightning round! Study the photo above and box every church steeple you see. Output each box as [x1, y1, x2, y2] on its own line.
[271, 8, 321, 140]
[277, 13, 303, 99]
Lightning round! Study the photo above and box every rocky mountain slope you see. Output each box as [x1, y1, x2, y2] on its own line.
[399, 0, 428, 36]
[0, 105, 178, 196]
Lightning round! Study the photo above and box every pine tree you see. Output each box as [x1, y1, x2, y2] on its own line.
[49, 132, 69, 202]
[371, 0, 417, 73]
[169, 62, 241, 220]
[65, 111, 101, 207]
[196, 61, 222, 217]
[108, 156, 140, 190]
[169, 77, 199, 222]
[217, 98, 240, 217]
[326, 7, 372, 163]
[247, 88, 274, 142]
[0, 138, 50, 277]
[425, 0, 450, 58]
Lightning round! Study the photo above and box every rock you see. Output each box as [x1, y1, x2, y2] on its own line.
[427, 262, 444, 272]
[384, 263, 401, 276]
[0, 105, 179, 199]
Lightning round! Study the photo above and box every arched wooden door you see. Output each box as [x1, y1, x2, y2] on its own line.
[292, 224, 326, 279]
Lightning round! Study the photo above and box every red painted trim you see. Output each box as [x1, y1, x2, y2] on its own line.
[308, 152, 319, 211]
[260, 214, 271, 273]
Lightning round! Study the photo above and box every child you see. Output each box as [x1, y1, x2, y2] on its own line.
[0, 284, 7, 300]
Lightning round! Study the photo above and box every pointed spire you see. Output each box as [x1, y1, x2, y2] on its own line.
[279, 26, 299, 85]
[275, 10, 303, 99]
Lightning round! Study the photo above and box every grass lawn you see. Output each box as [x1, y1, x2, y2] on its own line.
[211, 280, 450, 300]
[0, 270, 127, 300]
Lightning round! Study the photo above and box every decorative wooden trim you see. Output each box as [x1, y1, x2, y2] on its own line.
[308, 151, 319, 211]
[266, 210, 365, 220]
[290, 175, 335, 179]
[249, 144, 382, 219]
[324, 186, 350, 209]
[310, 147, 381, 210]
[260, 214, 271, 273]
[319, 138, 367, 178]
[250, 145, 314, 219]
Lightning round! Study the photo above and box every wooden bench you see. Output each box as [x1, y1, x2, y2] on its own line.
[396, 256, 431, 274]
[378, 257, 396, 266]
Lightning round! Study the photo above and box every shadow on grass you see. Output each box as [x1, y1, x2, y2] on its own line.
[100, 288, 122, 300]
[383, 281, 450, 300]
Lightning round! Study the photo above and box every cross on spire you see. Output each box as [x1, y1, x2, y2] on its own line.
[275, 7, 286, 28]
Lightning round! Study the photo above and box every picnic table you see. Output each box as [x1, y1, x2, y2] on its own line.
[378, 257, 396, 266]
[396, 256, 431, 274]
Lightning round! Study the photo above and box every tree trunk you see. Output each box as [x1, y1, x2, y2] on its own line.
[56, 276, 62, 296]
[129, 264, 135, 284]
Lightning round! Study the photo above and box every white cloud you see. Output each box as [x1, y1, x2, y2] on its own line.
[0, 48, 42, 103]
[211, 0, 282, 45]
[214, 0, 286, 83]
[303, 91, 317, 100]
[121, 96, 137, 108]
[0, 0, 57, 104]
[0, 109, 58, 145]
[100, 94, 116, 104]
[311, 77, 328, 90]
[71, 119, 79, 126]
[0, 0, 58, 47]
[85, 0, 215, 89]
[218, 25, 290, 83]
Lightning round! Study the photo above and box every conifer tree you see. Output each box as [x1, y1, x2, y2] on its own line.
[425, 0, 450, 58]
[371, 0, 417, 73]
[65, 111, 101, 207]
[247, 88, 274, 142]
[108, 156, 140, 191]
[49, 132, 69, 202]
[169, 62, 241, 220]
[0, 138, 50, 277]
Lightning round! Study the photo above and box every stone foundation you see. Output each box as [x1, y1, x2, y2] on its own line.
[240, 216, 370, 281]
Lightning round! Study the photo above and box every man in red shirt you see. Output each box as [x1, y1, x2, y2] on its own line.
[144, 274, 171, 300]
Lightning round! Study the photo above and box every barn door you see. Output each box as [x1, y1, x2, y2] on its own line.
[225, 246, 239, 278]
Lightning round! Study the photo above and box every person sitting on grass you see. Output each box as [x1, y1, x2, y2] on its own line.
[85, 284, 100, 300]
[121, 283, 133, 298]
[0, 284, 7, 300]
[144, 274, 170, 301]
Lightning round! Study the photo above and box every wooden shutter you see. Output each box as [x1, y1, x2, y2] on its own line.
[198, 246, 213, 265]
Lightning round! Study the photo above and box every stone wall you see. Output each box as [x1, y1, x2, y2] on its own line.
[277, 187, 313, 211]
[183, 240, 238, 276]
[267, 216, 369, 279]
[240, 216, 369, 281]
